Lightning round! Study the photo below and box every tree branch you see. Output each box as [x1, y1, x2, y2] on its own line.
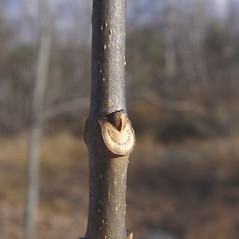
[43, 97, 90, 121]
[142, 87, 195, 112]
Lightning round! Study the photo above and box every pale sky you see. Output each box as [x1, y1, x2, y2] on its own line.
[214, 0, 228, 14]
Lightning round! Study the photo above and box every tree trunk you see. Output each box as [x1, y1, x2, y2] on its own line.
[25, 0, 52, 239]
[82, 1, 135, 239]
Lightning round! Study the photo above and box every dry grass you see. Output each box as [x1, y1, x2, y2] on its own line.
[1, 131, 239, 239]
[127, 136, 239, 239]
[0, 131, 89, 239]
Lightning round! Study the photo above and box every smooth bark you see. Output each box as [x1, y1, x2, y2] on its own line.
[90, 0, 127, 120]
[82, 1, 135, 239]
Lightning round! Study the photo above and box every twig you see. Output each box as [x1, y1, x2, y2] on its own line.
[43, 97, 90, 120]
[142, 87, 195, 112]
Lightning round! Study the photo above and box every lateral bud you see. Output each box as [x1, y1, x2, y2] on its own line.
[99, 110, 135, 156]
[107, 110, 127, 132]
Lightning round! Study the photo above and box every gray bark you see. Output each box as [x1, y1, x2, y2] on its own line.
[90, 0, 127, 120]
[82, 1, 135, 239]
[25, 0, 52, 239]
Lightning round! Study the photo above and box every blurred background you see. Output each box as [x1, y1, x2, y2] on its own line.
[1, 0, 239, 238]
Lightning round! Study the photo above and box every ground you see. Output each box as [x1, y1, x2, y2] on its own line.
[1, 131, 239, 239]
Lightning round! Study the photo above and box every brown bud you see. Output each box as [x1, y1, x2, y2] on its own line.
[127, 231, 133, 239]
[107, 110, 126, 131]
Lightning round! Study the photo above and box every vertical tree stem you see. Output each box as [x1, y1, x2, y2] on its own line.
[90, 0, 127, 120]
[25, 0, 51, 238]
[83, 1, 135, 239]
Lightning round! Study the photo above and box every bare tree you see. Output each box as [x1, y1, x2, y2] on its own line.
[190, 0, 209, 89]
[176, 0, 210, 96]
[82, 0, 135, 239]
[164, 0, 177, 77]
[25, 0, 52, 238]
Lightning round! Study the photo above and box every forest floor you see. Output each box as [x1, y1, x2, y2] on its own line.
[1, 130, 239, 239]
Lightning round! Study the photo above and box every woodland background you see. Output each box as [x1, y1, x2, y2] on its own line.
[1, 0, 239, 239]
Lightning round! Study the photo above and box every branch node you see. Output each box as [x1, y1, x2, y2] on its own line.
[99, 111, 135, 156]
